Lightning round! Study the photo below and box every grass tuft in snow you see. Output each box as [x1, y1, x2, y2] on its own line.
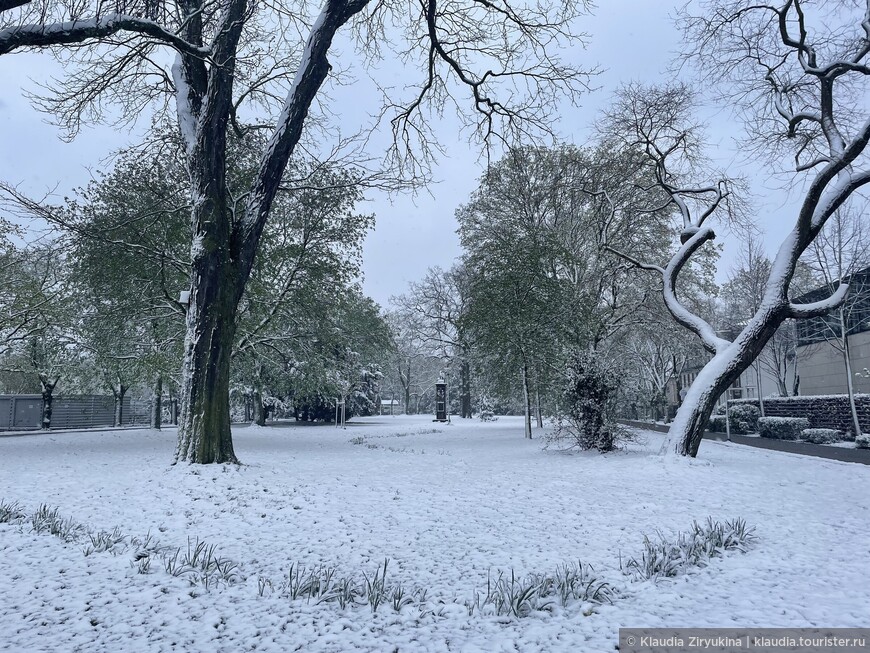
[465, 562, 613, 618]
[0, 499, 26, 524]
[622, 517, 755, 581]
[163, 537, 241, 587]
[30, 504, 85, 542]
[83, 527, 126, 556]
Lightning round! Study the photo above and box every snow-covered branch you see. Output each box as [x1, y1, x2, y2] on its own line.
[0, 14, 210, 58]
[788, 281, 850, 319]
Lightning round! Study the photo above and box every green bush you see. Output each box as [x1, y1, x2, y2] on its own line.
[856, 433, 870, 449]
[549, 351, 625, 452]
[728, 403, 760, 434]
[801, 428, 843, 444]
[758, 416, 809, 440]
[708, 415, 727, 432]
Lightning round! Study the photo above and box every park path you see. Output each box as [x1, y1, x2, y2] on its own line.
[620, 419, 870, 465]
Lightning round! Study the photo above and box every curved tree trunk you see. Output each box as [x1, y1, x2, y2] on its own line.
[662, 310, 786, 456]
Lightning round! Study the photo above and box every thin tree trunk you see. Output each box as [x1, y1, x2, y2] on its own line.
[841, 316, 863, 438]
[39, 374, 57, 430]
[253, 390, 266, 426]
[460, 355, 472, 418]
[754, 362, 765, 417]
[114, 384, 128, 427]
[151, 375, 163, 430]
[521, 359, 532, 439]
[535, 385, 543, 428]
[252, 363, 266, 426]
[402, 362, 411, 414]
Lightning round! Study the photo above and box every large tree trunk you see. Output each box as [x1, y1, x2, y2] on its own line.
[175, 250, 240, 463]
[151, 375, 163, 430]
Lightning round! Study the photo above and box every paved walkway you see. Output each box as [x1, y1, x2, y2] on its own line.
[620, 419, 870, 465]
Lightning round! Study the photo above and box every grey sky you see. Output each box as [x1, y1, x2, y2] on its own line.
[0, 1, 799, 308]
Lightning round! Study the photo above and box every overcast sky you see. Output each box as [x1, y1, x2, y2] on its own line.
[0, 1, 802, 309]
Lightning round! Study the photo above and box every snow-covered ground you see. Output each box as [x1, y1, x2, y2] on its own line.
[1, 416, 868, 652]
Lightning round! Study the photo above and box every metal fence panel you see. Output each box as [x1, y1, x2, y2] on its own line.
[13, 396, 42, 429]
[51, 395, 116, 430]
[0, 397, 10, 430]
[124, 398, 151, 426]
[0, 395, 42, 430]
[1, 394, 155, 431]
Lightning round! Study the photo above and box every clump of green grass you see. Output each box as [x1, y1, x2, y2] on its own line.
[0, 500, 26, 524]
[622, 517, 755, 581]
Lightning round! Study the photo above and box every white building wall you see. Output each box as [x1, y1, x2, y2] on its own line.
[796, 330, 870, 396]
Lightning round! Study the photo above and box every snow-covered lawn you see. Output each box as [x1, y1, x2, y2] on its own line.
[1, 416, 868, 652]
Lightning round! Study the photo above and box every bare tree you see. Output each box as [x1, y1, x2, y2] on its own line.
[1, 0, 592, 462]
[599, 0, 870, 458]
[722, 237, 772, 415]
[802, 206, 870, 437]
[391, 264, 473, 417]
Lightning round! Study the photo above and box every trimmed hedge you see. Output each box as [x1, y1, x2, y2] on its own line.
[856, 434, 870, 449]
[708, 415, 727, 432]
[759, 416, 809, 441]
[801, 428, 843, 444]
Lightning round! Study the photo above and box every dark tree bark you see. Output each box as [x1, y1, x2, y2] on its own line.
[0, 0, 30, 12]
[252, 390, 266, 426]
[521, 357, 532, 439]
[113, 382, 128, 426]
[400, 360, 412, 414]
[151, 375, 162, 430]
[172, 0, 369, 464]
[39, 374, 57, 430]
[459, 356, 472, 418]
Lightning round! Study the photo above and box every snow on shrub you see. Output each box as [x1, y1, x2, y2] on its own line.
[548, 350, 630, 452]
[708, 415, 727, 432]
[856, 434, 870, 449]
[758, 417, 809, 440]
[728, 404, 760, 434]
[801, 428, 843, 445]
